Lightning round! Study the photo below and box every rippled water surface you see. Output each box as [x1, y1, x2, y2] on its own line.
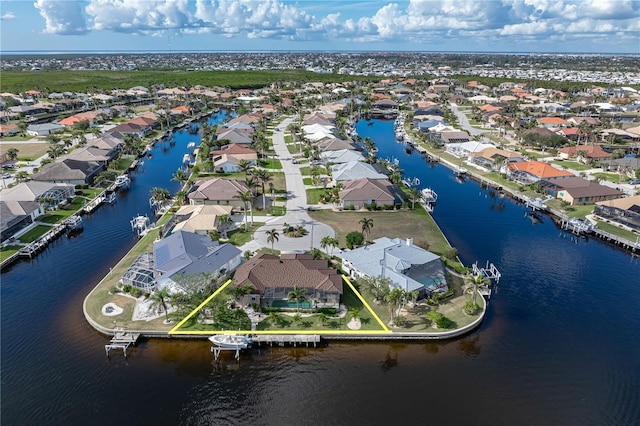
[1, 116, 639, 426]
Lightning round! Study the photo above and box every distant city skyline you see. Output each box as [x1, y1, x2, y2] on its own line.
[1, 0, 639, 54]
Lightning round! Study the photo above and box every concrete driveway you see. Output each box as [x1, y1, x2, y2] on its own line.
[252, 117, 336, 253]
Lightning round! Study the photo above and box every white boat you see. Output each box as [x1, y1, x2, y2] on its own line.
[130, 214, 151, 237]
[453, 166, 468, 176]
[208, 334, 252, 349]
[114, 174, 130, 189]
[421, 187, 438, 203]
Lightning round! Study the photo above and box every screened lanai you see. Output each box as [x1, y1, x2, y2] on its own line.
[122, 252, 156, 293]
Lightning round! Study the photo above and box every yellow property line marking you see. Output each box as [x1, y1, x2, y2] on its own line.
[169, 275, 391, 335]
[168, 278, 233, 335]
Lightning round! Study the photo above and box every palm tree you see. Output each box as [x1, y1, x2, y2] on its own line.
[287, 285, 308, 312]
[238, 159, 254, 179]
[6, 147, 19, 161]
[235, 190, 254, 230]
[217, 214, 233, 238]
[14, 170, 30, 183]
[320, 236, 338, 257]
[359, 217, 374, 244]
[252, 168, 272, 209]
[385, 287, 404, 323]
[46, 144, 65, 159]
[150, 287, 171, 322]
[409, 187, 421, 210]
[266, 228, 279, 253]
[150, 187, 171, 209]
[171, 169, 189, 187]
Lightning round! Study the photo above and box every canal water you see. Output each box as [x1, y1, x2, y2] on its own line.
[1, 116, 639, 426]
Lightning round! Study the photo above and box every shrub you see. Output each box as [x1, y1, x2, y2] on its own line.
[316, 307, 337, 315]
[345, 231, 364, 249]
[463, 301, 480, 315]
[262, 307, 283, 314]
[130, 287, 143, 298]
[109, 285, 120, 294]
[122, 284, 132, 293]
[392, 316, 408, 327]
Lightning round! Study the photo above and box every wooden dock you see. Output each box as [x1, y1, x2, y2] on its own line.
[251, 334, 321, 347]
[105, 328, 141, 358]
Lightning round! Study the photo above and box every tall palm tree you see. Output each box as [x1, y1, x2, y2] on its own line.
[235, 190, 254, 230]
[6, 147, 19, 161]
[150, 187, 171, 209]
[217, 214, 233, 238]
[150, 287, 171, 322]
[252, 168, 272, 209]
[409, 187, 421, 210]
[320, 236, 338, 257]
[171, 169, 189, 187]
[385, 287, 404, 323]
[266, 228, 279, 253]
[359, 217, 374, 243]
[287, 285, 308, 312]
[238, 159, 254, 179]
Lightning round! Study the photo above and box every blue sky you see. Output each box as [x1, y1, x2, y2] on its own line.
[1, 0, 639, 54]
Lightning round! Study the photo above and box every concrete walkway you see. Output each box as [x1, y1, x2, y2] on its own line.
[251, 117, 336, 254]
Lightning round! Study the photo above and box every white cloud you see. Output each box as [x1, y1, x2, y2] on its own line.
[34, 0, 88, 35]
[28, 0, 640, 50]
[1, 12, 16, 20]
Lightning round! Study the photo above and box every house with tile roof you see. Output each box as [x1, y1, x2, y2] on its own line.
[340, 237, 448, 299]
[537, 117, 570, 128]
[320, 149, 365, 164]
[210, 144, 258, 173]
[557, 145, 610, 164]
[188, 178, 250, 209]
[232, 253, 343, 309]
[338, 178, 406, 210]
[32, 159, 103, 185]
[172, 204, 234, 235]
[507, 161, 574, 184]
[1, 200, 44, 241]
[468, 147, 524, 171]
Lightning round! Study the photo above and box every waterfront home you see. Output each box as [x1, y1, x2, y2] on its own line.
[315, 137, 357, 152]
[65, 147, 114, 165]
[539, 176, 623, 205]
[152, 230, 242, 293]
[320, 149, 365, 164]
[340, 237, 448, 299]
[32, 159, 103, 185]
[594, 195, 640, 232]
[188, 178, 250, 210]
[216, 129, 254, 145]
[172, 204, 235, 235]
[331, 161, 388, 182]
[445, 141, 494, 158]
[0, 200, 44, 241]
[507, 161, 574, 185]
[468, 147, 524, 171]
[232, 253, 343, 309]
[210, 144, 258, 173]
[599, 157, 640, 175]
[338, 178, 406, 210]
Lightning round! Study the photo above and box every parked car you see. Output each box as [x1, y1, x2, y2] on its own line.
[3, 173, 11, 179]
[628, 179, 640, 185]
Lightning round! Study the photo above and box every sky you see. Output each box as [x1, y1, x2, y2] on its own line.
[1, 0, 639, 54]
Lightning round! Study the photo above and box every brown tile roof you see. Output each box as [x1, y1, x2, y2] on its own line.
[188, 178, 249, 201]
[233, 253, 343, 294]
[558, 145, 610, 159]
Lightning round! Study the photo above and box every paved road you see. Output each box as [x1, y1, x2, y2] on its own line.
[448, 102, 486, 137]
[251, 117, 336, 254]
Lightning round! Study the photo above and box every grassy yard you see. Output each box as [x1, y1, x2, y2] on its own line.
[552, 160, 592, 171]
[594, 219, 640, 241]
[227, 224, 261, 247]
[591, 172, 625, 183]
[306, 188, 326, 204]
[18, 225, 53, 243]
[0, 142, 49, 160]
[0, 245, 22, 262]
[259, 158, 283, 170]
[308, 208, 453, 256]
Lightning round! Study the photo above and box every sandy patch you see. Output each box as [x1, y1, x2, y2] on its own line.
[102, 303, 124, 316]
[347, 318, 361, 330]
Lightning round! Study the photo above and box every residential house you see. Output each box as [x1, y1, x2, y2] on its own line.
[232, 253, 343, 309]
[539, 176, 623, 205]
[188, 178, 250, 209]
[537, 117, 570, 129]
[32, 159, 103, 185]
[440, 131, 473, 145]
[468, 147, 524, 171]
[27, 123, 65, 137]
[216, 129, 254, 145]
[557, 145, 611, 164]
[320, 149, 365, 164]
[153, 230, 243, 293]
[340, 237, 448, 299]
[507, 161, 574, 184]
[331, 161, 388, 182]
[316, 137, 357, 152]
[210, 144, 258, 173]
[172, 204, 235, 235]
[1, 200, 44, 241]
[594, 195, 640, 232]
[599, 157, 640, 175]
[0, 123, 19, 137]
[338, 178, 406, 210]
[445, 141, 494, 158]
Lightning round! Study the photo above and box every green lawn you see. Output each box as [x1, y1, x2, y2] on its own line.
[591, 172, 624, 183]
[18, 225, 53, 243]
[259, 158, 282, 170]
[594, 220, 640, 241]
[227, 224, 261, 246]
[306, 188, 326, 204]
[552, 160, 592, 171]
[0, 245, 22, 262]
